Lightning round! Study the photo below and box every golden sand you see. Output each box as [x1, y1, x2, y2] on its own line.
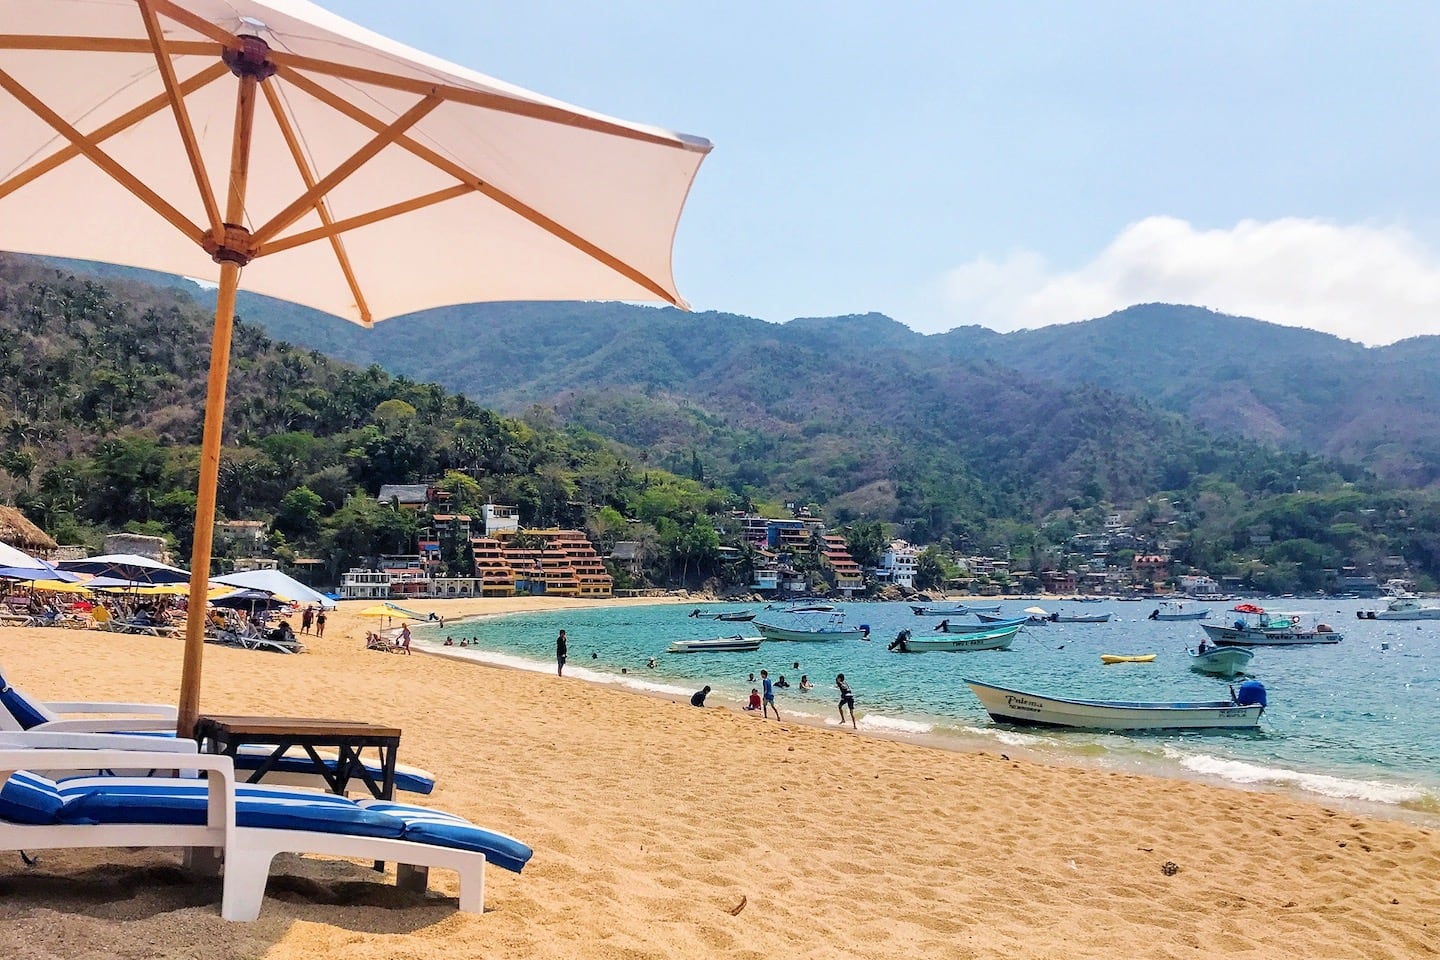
[1, 596, 1437, 959]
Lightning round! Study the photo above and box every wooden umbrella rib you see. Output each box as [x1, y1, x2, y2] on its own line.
[260, 80, 373, 324]
[250, 93, 442, 246]
[276, 66, 680, 305]
[0, 60, 228, 202]
[268, 50, 693, 150]
[0, 35, 217, 55]
[147, 0, 240, 48]
[137, 0, 223, 238]
[256, 184, 476, 257]
[0, 67, 204, 244]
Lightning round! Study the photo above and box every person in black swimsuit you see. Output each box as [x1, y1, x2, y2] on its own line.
[690, 685, 711, 707]
[836, 673, 856, 729]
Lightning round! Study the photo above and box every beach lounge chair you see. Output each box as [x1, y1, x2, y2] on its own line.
[0, 668, 178, 734]
[0, 748, 530, 920]
[0, 667, 436, 795]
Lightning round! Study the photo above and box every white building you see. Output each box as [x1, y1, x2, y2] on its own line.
[873, 539, 919, 588]
[339, 568, 390, 600]
[482, 503, 520, 538]
[1177, 575, 1219, 596]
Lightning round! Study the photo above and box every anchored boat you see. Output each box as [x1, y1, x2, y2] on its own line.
[887, 624, 1020, 653]
[666, 635, 763, 653]
[753, 612, 868, 642]
[964, 678, 1267, 731]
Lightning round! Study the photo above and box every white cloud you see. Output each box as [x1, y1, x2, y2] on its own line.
[929, 217, 1440, 345]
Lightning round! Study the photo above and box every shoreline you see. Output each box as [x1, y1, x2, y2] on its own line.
[2, 594, 1438, 958]
[394, 598, 1440, 832]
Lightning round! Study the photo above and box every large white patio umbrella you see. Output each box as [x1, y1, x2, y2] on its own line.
[0, 0, 711, 733]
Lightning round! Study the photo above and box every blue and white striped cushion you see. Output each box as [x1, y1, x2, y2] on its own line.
[56, 779, 405, 838]
[359, 800, 533, 873]
[0, 771, 64, 824]
[231, 748, 436, 795]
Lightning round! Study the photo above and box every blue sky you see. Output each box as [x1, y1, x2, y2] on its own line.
[330, 1, 1440, 344]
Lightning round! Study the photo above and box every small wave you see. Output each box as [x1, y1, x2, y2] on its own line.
[1171, 749, 1428, 805]
[852, 714, 934, 735]
[426, 645, 701, 698]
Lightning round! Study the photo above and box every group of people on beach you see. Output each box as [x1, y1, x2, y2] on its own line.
[298, 605, 326, 636]
[719, 667, 856, 729]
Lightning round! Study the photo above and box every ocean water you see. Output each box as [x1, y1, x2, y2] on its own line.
[410, 599, 1440, 823]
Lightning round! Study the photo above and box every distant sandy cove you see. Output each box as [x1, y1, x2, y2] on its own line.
[0, 594, 1436, 960]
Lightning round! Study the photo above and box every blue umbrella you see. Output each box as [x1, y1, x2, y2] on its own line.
[57, 553, 190, 584]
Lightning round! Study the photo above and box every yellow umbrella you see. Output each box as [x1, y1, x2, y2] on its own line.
[355, 604, 413, 619]
[29, 579, 91, 594]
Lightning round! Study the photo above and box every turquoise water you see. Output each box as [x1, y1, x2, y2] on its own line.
[411, 599, 1440, 822]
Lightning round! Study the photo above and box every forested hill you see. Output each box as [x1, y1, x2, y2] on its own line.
[31, 255, 1351, 546]
[60, 258, 1440, 488]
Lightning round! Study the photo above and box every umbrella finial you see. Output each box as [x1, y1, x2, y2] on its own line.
[223, 35, 276, 81]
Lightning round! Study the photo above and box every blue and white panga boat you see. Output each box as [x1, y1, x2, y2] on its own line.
[964, 678, 1266, 731]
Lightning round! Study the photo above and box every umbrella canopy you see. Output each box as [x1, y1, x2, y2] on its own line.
[0, 540, 58, 578]
[1023, 607, 1050, 616]
[58, 554, 191, 584]
[212, 569, 334, 609]
[210, 587, 287, 611]
[355, 604, 413, 619]
[0, 1, 709, 734]
[26, 579, 92, 594]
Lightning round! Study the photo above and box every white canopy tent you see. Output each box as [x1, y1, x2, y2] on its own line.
[211, 569, 334, 609]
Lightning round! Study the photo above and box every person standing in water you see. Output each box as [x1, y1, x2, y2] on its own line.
[556, 629, 568, 676]
[761, 669, 780, 720]
[836, 673, 856, 729]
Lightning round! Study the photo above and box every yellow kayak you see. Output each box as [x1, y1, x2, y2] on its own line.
[1101, 653, 1156, 664]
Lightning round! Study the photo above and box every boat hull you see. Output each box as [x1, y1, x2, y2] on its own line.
[1154, 611, 1209, 621]
[939, 617, 1027, 634]
[754, 622, 863, 642]
[1054, 613, 1113, 623]
[895, 625, 1020, 652]
[1201, 623, 1342, 646]
[910, 605, 970, 616]
[667, 636, 763, 653]
[1189, 647, 1255, 677]
[1100, 653, 1155, 664]
[965, 680, 1263, 730]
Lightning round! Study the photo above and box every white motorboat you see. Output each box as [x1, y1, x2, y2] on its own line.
[1148, 600, 1210, 621]
[887, 624, 1020, 653]
[667, 635, 764, 653]
[1188, 646, 1255, 677]
[964, 678, 1266, 731]
[909, 604, 971, 616]
[1356, 595, 1440, 621]
[1202, 605, 1342, 646]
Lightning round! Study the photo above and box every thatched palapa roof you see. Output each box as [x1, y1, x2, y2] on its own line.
[0, 505, 57, 553]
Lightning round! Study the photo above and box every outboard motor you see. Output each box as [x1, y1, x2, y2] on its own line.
[1235, 680, 1267, 708]
[860, 624, 871, 641]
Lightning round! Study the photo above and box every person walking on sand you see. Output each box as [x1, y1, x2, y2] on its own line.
[761, 669, 780, 721]
[836, 673, 856, 729]
[398, 622, 412, 655]
[314, 608, 326, 637]
[301, 606, 314, 635]
[556, 629, 569, 676]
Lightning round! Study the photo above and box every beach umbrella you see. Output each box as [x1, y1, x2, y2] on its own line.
[57, 554, 191, 584]
[0, 1, 710, 735]
[210, 587, 286, 612]
[0, 541, 69, 581]
[1023, 606, 1049, 616]
[26, 579, 92, 594]
[355, 604, 414, 619]
[212, 569, 334, 609]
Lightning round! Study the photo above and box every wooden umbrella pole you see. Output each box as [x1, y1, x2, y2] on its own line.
[177, 46, 264, 737]
[177, 259, 239, 736]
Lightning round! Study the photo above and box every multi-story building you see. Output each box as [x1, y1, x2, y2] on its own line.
[873, 539, 918, 588]
[470, 536, 518, 596]
[820, 535, 863, 595]
[339, 568, 390, 599]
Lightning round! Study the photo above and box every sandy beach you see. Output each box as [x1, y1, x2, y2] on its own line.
[1, 595, 1437, 960]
